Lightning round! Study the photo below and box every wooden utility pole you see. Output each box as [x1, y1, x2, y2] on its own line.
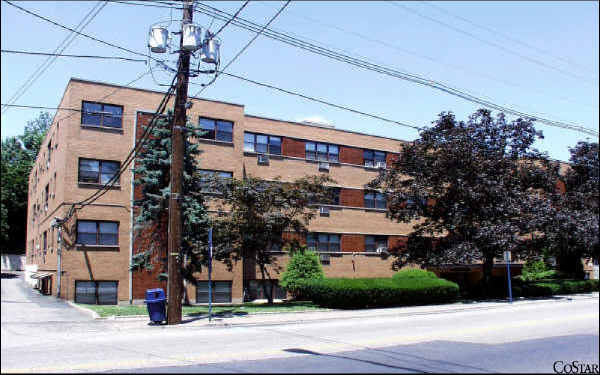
[167, 0, 193, 325]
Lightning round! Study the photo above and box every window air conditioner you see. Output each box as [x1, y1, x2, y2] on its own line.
[376, 161, 387, 169]
[319, 253, 331, 262]
[320, 206, 330, 216]
[319, 162, 330, 171]
[376, 247, 388, 254]
[257, 154, 270, 165]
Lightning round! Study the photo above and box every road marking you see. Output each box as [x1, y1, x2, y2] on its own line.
[3, 312, 597, 373]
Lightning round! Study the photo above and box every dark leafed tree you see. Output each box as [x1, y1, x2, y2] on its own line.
[371, 109, 554, 292]
[540, 141, 599, 277]
[206, 174, 333, 304]
[131, 111, 211, 304]
[1, 112, 51, 253]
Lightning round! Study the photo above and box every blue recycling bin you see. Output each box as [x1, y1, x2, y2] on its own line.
[145, 288, 166, 324]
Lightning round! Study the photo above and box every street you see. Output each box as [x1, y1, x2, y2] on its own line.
[2, 273, 599, 373]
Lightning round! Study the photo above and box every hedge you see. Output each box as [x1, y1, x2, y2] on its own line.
[295, 273, 459, 309]
[518, 279, 599, 297]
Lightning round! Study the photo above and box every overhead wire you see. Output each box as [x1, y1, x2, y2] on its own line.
[390, 2, 599, 86]
[1, 49, 147, 62]
[210, 0, 250, 38]
[1, 1, 107, 115]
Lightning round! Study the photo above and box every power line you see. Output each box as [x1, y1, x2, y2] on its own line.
[191, 2, 598, 137]
[1, 2, 107, 115]
[192, 1, 290, 97]
[390, 2, 598, 87]
[1, 49, 147, 62]
[422, 1, 598, 76]
[3, 1, 160, 63]
[211, 0, 250, 38]
[210, 71, 421, 131]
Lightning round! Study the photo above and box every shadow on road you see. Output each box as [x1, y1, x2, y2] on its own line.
[283, 347, 429, 373]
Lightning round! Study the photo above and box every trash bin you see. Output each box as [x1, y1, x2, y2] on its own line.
[145, 288, 166, 324]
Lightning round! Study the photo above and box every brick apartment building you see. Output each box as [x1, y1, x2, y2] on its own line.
[26, 77, 525, 305]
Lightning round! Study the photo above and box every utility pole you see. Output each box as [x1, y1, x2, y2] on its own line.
[167, 0, 193, 325]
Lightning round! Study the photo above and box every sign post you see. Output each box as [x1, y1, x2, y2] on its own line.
[208, 227, 213, 322]
[504, 250, 513, 303]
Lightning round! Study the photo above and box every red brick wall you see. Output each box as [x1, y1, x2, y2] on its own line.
[556, 179, 566, 193]
[282, 138, 305, 158]
[339, 146, 363, 165]
[342, 234, 364, 252]
[340, 188, 364, 207]
[389, 235, 408, 252]
[386, 152, 399, 166]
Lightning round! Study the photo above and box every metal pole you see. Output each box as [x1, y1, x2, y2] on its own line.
[507, 261, 513, 303]
[166, 0, 193, 325]
[56, 226, 62, 298]
[208, 227, 213, 322]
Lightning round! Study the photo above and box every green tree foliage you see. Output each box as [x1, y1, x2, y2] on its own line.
[540, 141, 599, 278]
[206, 174, 333, 304]
[280, 246, 324, 298]
[371, 109, 554, 293]
[1, 112, 51, 253]
[131, 112, 211, 300]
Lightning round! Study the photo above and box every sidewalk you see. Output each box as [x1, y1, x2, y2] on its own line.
[86, 292, 599, 329]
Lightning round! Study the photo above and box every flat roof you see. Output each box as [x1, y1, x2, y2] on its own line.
[70, 77, 410, 143]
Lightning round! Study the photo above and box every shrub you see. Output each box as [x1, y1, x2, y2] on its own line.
[521, 279, 599, 297]
[392, 268, 438, 280]
[279, 249, 324, 299]
[295, 275, 459, 309]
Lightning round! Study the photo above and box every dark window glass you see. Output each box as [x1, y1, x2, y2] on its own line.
[76, 220, 119, 246]
[199, 117, 233, 142]
[79, 159, 119, 185]
[216, 121, 233, 142]
[364, 149, 386, 167]
[306, 142, 339, 162]
[307, 233, 340, 252]
[244, 133, 255, 152]
[305, 142, 316, 160]
[365, 235, 388, 252]
[82, 102, 122, 128]
[198, 170, 232, 192]
[244, 132, 283, 155]
[196, 281, 232, 303]
[247, 280, 286, 301]
[256, 135, 268, 153]
[269, 136, 281, 155]
[75, 281, 117, 305]
[365, 191, 386, 209]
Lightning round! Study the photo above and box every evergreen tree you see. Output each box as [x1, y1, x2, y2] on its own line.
[131, 111, 211, 302]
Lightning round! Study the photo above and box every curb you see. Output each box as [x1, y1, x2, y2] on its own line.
[67, 301, 100, 319]
[94, 293, 598, 327]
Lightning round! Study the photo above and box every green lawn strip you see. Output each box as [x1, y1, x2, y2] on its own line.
[77, 301, 322, 318]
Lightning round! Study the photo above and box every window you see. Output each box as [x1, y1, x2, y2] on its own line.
[82, 101, 123, 128]
[199, 117, 233, 142]
[198, 170, 233, 192]
[364, 191, 386, 209]
[47, 141, 52, 168]
[76, 220, 119, 246]
[247, 280, 287, 301]
[307, 233, 340, 252]
[44, 184, 49, 211]
[365, 235, 388, 252]
[244, 132, 282, 155]
[75, 281, 118, 305]
[196, 281, 232, 303]
[364, 150, 386, 168]
[305, 142, 339, 162]
[43, 231, 47, 253]
[78, 159, 120, 185]
[327, 187, 340, 205]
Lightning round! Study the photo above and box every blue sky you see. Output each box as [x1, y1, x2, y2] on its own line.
[1, 1, 598, 161]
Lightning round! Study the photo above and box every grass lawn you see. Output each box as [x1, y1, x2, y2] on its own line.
[77, 301, 323, 318]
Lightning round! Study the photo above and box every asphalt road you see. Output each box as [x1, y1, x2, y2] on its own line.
[2, 272, 599, 373]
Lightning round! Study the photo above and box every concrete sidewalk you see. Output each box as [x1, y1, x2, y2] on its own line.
[88, 292, 599, 329]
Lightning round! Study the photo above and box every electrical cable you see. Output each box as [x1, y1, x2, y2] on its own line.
[211, 0, 250, 38]
[1, 2, 107, 115]
[192, 1, 290, 97]
[390, 2, 598, 86]
[191, 2, 598, 137]
[1, 49, 147, 62]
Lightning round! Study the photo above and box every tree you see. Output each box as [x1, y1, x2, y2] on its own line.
[280, 244, 324, 299]
[1, 112, 51, 253]
[371, 109, 553, 293]
[131, 112, 211, 305]
[540, 141, 599, 277]
[207, 174, 333, 304]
